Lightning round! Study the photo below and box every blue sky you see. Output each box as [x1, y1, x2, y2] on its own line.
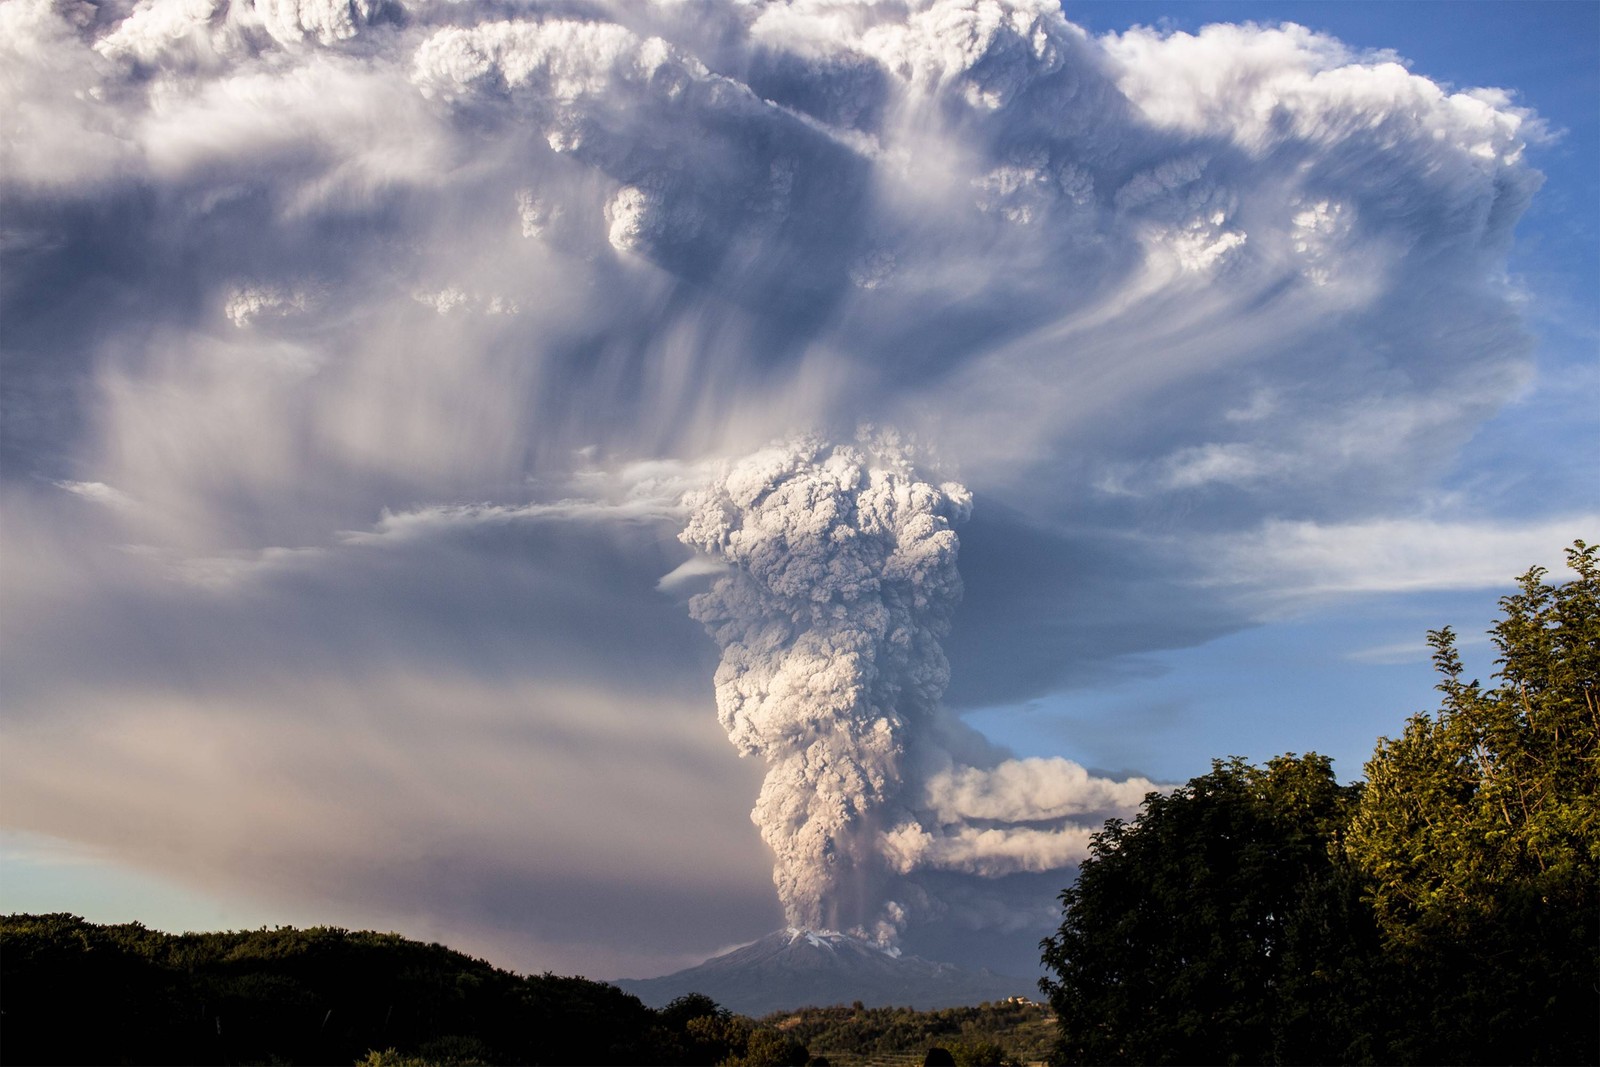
[990, 0, 1600, 785]
[1, 0, 1595, 980]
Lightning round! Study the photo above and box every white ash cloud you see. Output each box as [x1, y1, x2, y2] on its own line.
[679, 434, 970, 933]
[880, 756, 1160, 878]
[881, 822, 1098, 878]
[920, 756, 1158, 825]
[680, 434, 1157, 938]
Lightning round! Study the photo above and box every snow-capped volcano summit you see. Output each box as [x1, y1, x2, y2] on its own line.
[614, 929, 1031, 1016]
[780, 927, 900, 956]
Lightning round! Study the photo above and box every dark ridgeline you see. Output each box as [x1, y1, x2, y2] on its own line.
[0, 915, 1038, 1066]
[616, 928, 1032, 1017]
[0, 915, 803, 1066]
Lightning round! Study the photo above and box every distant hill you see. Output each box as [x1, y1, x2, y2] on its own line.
[616, 928, 1033, 1017]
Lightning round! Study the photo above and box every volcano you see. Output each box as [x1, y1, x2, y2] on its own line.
[614, 929, 1034, 1016]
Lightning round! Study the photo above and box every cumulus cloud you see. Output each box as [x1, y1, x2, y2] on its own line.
[0, 0, 1571, 976]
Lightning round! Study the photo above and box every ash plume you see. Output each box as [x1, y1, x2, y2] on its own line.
[680, 434, 969, 935]
[680, 434, 1157, 942]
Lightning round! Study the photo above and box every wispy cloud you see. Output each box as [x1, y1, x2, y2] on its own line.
[0, 830, 111, 869]
[53, 480, 136, 510]
[1208, 516, 1597, 601]
[340, 497, 689, 546]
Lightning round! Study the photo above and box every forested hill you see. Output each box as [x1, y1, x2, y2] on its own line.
[0, 914, 811, 1066]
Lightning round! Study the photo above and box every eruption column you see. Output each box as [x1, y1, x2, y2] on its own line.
[680, 436, 971, 935]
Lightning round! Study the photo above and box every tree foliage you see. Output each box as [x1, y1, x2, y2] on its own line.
[1040, 541, 1599, 1065]
[1039, 754, 1372, 1065]
[1344, 541, 1599, 1063]
[0, 915, 805, 1066]
[762, 1000, 1051, 1067]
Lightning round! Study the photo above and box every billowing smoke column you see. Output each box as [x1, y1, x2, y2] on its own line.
[681, 433, 1164, 943]
[680, 435, 971, 935]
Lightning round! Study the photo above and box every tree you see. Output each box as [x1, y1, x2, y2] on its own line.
[0, 915, 696, 1066]
[729, 1028, 811, 1067]
[1039, 754, 1374, 1065]
[1345, 541, 1598, 1064]
[947, 1038, 1014, 1066]
[1038, 541, 1599, 1066]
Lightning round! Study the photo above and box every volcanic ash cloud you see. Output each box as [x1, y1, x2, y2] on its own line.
[680, 437, 971, 934]
[680, 436, 1165, 941]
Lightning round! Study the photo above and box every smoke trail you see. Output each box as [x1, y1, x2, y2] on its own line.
[680, 434, 971, 934]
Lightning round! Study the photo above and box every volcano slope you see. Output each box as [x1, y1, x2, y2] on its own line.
[616, 929, 1031, 1016]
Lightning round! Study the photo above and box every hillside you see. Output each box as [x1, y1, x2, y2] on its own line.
[1, 913, 1057, 1066]
[617, 928, 1032, 1016]
[0, 913, 801, 1066]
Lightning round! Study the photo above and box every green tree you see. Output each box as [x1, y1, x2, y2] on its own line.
[1345, 541, 1598, 1063]
[727, 1028, 810, 1067]
[0, 915, 688, 1066]
[947, 1038, 1013, 1066]
[1039, 754, 1377, 1065]
[1037, 541, 1598, 1066]
[659, 992, 725, 1031]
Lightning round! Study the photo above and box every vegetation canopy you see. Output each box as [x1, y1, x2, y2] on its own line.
[1041, 542, 1598, 1065]
[0, 917, 1042, 1066]
[0, 916, 807, 1066]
